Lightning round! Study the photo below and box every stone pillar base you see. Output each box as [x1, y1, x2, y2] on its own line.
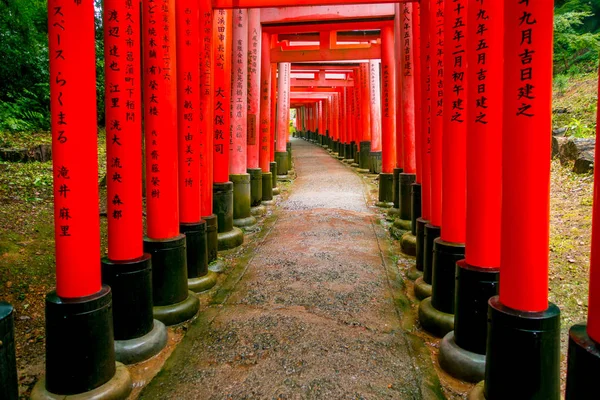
[418, 296, 454, 338]
[377, 173, 394, 208]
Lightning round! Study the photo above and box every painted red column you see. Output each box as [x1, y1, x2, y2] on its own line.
[270, 61, 277, 162]
[413, 3, 422, 184]
[230, 9, 248, 176]
[380, 25, 397, 175]
[429, 0, 444, 229]
[247, 9, 261, 171]
[353, 69, 363, 149]
[419, 0, 431, 222]
[318, 101, 324, 137]
[347, 86, 355, 156]
[340, 88, 347, 149]
[49, 0, 100, 299]
[369, 60, 382, 153]
[104, 0, 143, 263]
[275, 62, 290, 174]
[200, 2, 214, 218]
[588, 72, 600, 344]
[394, 4, 404, 171]
[259, 31, 271, 173]
[499, 0, 554, 312]
[360, 63, 372, 144]
[213, 10, 232, 184]
[401, 3, 417, 175]
[177, 0, 202, 225]
[143, 0, 179, 240]
[465, 0, 502, 271]
[440, 0, 467, 245]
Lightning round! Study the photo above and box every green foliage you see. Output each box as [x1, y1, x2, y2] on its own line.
[553, 74, 569, 96]
[554, 2, 600, 75]
[567, 117, 596, 138]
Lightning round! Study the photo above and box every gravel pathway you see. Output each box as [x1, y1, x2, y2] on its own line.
[140, 139, 446, 400]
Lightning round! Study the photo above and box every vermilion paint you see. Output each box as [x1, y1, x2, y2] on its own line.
[50, 0, 101, 298]
[380, 25, 397, 174]
[230, 9, 249, 175]
[104, 0, 143, 261]
[354, 68, 363, 147]
[360, 63, 372, 142]
[413, 2, 423, 183]
[177, 0, 201, 224]
[587, 71, 600, 343]
[429, 0, 444, 228]
[270, 61, 277, 161]
[369, 60, 382, 152]
[347, 87, 354, 146]
[440, 0, 467, 244]
[394, 3, 404, 170]
[499, 0, 554, 312]
[318, 101, 324, 135]
[200, 1, 214, 217]
[400, 3, 416, 175]
[143, 0, 179, 240]
[276, 63, 291, 153]
[213, 10, 232, 183]
[419, 0, 431, 220]
[259, 32, 272, 173]
[247, 9, 261, 170]
[465, 0, 503, 269]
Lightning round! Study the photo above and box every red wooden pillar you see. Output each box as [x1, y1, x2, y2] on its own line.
[213, 9, 243, 250]
[369, 60, 383, 174]
[259, 31, 273, 201]
[199, 1, 220, 268]
[438, 0, 502, 383]
[275, 62, 291, 175]
[359, 62, 372, 170]
[566, 70, 600, 399]
[397, 3, 418, 230]
[101, 0, 167, 363]
[270, 59, 277, 164]
[415, 0, 439, 300]
[423, 0, 469, 333]
[247, 9, 263, 210]
[176, 0, 217, 293]
[318, 100, 325, 142]
[36, 1, 131, 396]
[345, 86, 355, 159]
[476, 2, 560, 399]
[377, 24, 396, 207]
[394, 4, 404, 174]
[230, 9, 256, 229]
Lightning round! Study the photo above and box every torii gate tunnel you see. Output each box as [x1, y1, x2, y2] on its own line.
[12, 1, 597, 400]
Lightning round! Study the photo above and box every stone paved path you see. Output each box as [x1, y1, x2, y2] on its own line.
[140, 138, 445, 400]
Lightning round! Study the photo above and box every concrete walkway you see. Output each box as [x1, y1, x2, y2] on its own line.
[140, 139, 446, 399]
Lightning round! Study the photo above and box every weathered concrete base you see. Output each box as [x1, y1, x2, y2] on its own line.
[234, 215, 257, 228]
[387, 207, 400, 219]
[31, 363, 132, 400]
[153, 291, 199, 327]
[393, 218, 412, 231]
[275, 152, 289, 175]
[467, 382, 486, 400]
[277, 175, 292, 181]
[406, 265, 422, 281]
[188, 271, 218, 293]
[273, 187, 281, 196]
[217, 227, 244, 251]
[377, 173, 394, 208]
[566, 324, 600, 399]
[115, 320, 168, 365]
[262, 172, 273, 202]
[250, 204, 267, 216]
[231, 174, 256, 229]
[400, 232, 417, 256]
[208, 258, 227, 274]
[356, 168, 370, 174]
[351, 163, 359, 168]
[414, 277, 432, 301]
[439, 331, 486, 383]
[418, 297, 454, 338]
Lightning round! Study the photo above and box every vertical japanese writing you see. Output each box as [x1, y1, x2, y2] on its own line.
[247, 19, 259, 147]
[199, 3, 213, 215]
[473, 0, 490, 125]
[212, 9, 231, 183]
[434, 0, 445, 119]
[515, 0, 537, 118]
[448, 0, 467, 125]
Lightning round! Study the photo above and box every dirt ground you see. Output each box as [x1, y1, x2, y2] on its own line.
[0, 136, 595, 399]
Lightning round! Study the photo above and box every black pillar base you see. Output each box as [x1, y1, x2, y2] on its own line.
[143, 235, 200, 326]
[214, 182, 244, 250]
[248, 168, 263, 207]
[345, 143, 353, 160]
[180, 221, 217, 293]
[269, 161, 278, 190]
[40, 286, 131, 397]
[566, 324, 600, 399]
[101, 254, 167, 364]
[399, 173, 416, 222]
[286, 142, 292, 171]
[439, 262, 499, 383]
[370, 151, 382, 174]
[275, 152, 289, 175]
[359, 141, 371, 170]
[203, 214, 218, 264]
[416, 218, 427, 273]
[0, 303, 17, 400]
[231, 174, 256, 228]
[431, 239, 465, 315]
[262, 172, 273, 202]
[411, 183, 422, 236]
[423, 224, 441, 284]
[377, 173, 394, 208]
[392, 168, 402, 209]
[482, 297, 561, 400]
